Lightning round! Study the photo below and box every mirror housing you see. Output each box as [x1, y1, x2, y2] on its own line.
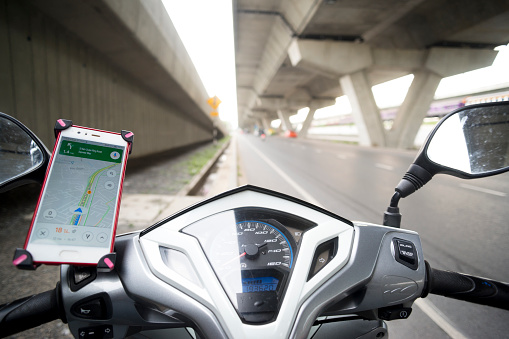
[384, 101, 509, 228]
[0, 112, 50, 193]
[396, 101, 509, 198]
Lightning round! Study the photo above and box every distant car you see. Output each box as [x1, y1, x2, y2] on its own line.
[284, 130, 298, 138]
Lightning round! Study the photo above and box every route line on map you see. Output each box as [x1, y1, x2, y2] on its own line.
[70, 164, 116, 226]
[94, 198, 114, 227]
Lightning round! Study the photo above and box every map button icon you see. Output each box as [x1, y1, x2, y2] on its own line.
[82, 232, 94, 242]
[97, 233, 108, 243]
[104, 181, 114, 190]
[43, 209, 57, 220]
[38, 228, 49, 238]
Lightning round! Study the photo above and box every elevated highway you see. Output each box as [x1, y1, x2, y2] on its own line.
[234, 0, 509, 148]
[0, 0, 224, 158]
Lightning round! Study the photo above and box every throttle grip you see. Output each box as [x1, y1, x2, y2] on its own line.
[423, 261, 509, 310]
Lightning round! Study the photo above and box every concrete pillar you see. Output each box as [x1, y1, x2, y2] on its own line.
[300, 106, 317, 138]
[261, 118, 271, 131]
[256, 118, 264, 131]
[388, 70, 442, 149]
[275, 118, 283, 133]
[340, 70, 386, 147]
[277, 109, 294, 131]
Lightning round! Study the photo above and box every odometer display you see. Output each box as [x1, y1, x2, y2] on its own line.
[242, 277, 279, 293]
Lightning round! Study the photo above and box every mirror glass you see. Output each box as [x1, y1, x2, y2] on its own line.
[427, 104, 509, 174]
[0, 116, 44, 185]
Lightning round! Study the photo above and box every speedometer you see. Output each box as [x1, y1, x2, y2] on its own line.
[236, 220, 293, 269]
[182, 208, 313, 324]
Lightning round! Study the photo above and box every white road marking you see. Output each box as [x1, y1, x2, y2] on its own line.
[244, 140, 324, 208]
[337, 154, 347, 160]
[414, 299, 468, 339]
[315, 149, 322, 154]
[375, 163, 394, 171]
[459, 183, 506, 197]
[244, 138, 466, 338]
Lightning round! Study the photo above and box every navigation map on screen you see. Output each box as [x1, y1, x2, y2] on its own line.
[30, 136, 125, 247]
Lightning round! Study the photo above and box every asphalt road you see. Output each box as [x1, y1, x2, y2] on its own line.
[237, 133, 509, 339]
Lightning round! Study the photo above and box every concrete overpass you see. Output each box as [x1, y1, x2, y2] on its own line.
[234, 0, 509, 148]
[0, 0, 224, 158]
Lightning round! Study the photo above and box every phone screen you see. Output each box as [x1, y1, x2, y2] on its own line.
[29, 136, 126, 250]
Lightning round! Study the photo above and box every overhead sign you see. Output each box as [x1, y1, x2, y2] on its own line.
[207, 96, 221, 110]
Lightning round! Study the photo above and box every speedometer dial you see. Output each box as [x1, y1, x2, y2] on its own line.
[209, 219, 295, 274]
[236, 220, 293, 269]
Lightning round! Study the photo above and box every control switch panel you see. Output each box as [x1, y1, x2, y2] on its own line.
[393, 238, 418, 270]
[78, 325, 113, 339]
[71, 293, 112, 320]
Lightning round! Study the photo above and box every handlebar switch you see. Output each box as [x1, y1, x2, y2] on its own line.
[378, 305, 413, 321]
[393, 238, 418, 270]
[71, 293, 112, 320]
[70, 266, 97, 292]
[78, 324, 113, 338]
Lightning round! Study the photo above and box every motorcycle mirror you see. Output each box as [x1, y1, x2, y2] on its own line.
[384, 101, 509, 227]
[0, 112, 50, 193]
[426, 103, 509, 176]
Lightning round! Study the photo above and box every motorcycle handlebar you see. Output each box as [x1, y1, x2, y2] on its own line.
[0, 285, 65, 337]
[423, 261, 509, 310]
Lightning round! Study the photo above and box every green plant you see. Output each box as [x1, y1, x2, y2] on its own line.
[186, 137, 230, 176]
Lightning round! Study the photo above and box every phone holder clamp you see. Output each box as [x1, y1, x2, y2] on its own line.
[13, 248, 117, 273]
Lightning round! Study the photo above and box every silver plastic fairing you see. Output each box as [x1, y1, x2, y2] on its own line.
[61, 233, 228, 339]
[290, 222, 425, 338]
[139, 187, 354, 338]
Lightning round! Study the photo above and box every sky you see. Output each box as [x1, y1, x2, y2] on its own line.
[162, 0, 238, 129]
[162, 1, 509, 127]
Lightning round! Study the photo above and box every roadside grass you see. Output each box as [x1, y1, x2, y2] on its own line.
[186, 136, 230, 176]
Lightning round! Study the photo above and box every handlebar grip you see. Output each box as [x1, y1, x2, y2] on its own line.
[424, 261, 509, 310]
[0, 287, 63, 337]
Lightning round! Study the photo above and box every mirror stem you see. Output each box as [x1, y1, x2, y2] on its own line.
[396, 164, 433, 198]
[389, 191, 401, 207]
[383, 191, 402, 228]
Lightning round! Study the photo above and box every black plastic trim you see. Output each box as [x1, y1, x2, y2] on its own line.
[307, 237, 338, 281]
[140, 185, 353, 237]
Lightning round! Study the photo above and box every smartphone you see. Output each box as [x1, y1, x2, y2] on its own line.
[25, 126, 130, 265]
